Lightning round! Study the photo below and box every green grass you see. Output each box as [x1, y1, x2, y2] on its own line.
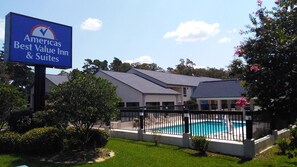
[1, 138, 297, 167]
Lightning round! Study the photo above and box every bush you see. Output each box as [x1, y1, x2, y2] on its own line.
[20, 127, 63, 155]
[65, 127, 109, 150]
[89, 129, 109, 148]
[276, 138, 290, 155]
[32, 110, 68, 130]
[0, 131, 21, 153]
[0, 83, 27, 130]
[192, 136, 209, 155]
[8, 110, 35, 133]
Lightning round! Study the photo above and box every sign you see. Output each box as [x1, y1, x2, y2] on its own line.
[5, 12, 72, 69]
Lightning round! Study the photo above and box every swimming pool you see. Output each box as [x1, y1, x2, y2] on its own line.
[158, 121, 245, 136]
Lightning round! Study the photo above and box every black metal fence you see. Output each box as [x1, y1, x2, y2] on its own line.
[116, 106, 288, 142]
[189, 110, 245, 141]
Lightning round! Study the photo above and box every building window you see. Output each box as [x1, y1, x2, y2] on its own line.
[126, 102, 139, 108]
[146, 102, 160, 109]
[183, 87, 187, 97]
[162, 102, 174, 110]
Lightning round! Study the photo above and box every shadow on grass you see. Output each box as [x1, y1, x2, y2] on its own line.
[237, 158, 252, 164]
[188, 152, 208, 157]
[6, 151, 99, 167]
[119, 138, 180, 150]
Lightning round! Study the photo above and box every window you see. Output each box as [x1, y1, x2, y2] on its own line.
[221, 100, 228, 109]
[126, 102, 139, 107]
[183, 87, 187, 97]
[162, 102, 174, 110]
[146, 102, 160, 109]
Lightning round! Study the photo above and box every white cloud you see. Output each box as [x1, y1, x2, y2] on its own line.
[163, 20, 220, 42]
[0, 19, 5, 40]
[124, 55, 153, 64]
[80, 18, 102, 31]
[218, 37, 231, 43]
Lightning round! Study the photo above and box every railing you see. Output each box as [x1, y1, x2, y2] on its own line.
[116, 105, 277, 142]
[189, 110, 245, 141]
[144, 109, 184, 135]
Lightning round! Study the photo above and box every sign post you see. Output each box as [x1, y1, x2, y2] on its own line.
[33, 66, 46, 111]
[5, 12, 72, 111]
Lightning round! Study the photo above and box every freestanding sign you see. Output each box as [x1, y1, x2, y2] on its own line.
[4, 12, 72, 112]
[5, 12, 72, 69]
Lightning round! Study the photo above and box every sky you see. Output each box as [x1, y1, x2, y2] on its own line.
[0, 0, 276, 74]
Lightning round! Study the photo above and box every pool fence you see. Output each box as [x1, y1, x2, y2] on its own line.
[109, 105, 293, 158]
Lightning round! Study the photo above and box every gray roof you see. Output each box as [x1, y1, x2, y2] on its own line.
[128, 68, 220, 87]
[46, 74, 68, 85]
[96, 70, 179, 95]
[192, 80, 246, 99]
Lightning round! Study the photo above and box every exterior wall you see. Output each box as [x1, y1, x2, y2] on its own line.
[182, 86, 192, 102]
[254, 129, 290, 156]
[110, 128, 291, 158]
[144, 94, 178, 105]
[110, 129, 244, 157]
[169, 86, 192, 105]
[95, 72, 144, 106]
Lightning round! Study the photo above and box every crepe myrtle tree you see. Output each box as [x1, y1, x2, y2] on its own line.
[47, 69, 121, 131]
[235, 0, 297, 115]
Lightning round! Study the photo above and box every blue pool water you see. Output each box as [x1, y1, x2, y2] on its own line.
[159, 121, 245, 135]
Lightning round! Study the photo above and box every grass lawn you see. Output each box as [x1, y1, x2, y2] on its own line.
[1, 138, 297, 167]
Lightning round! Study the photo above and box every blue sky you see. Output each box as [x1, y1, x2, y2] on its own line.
[0, 0, 275, 74]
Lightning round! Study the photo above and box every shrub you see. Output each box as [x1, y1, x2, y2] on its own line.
[89, 129, 109, 148]
[192, 136, 209, 155]
[64, 127, 82, 150]
[20, 127, 63, 155]
[32, 110, 68, 130]
[0, 83, 27, 130]
[276, 138, 290, 155]
[0, 131, 21, 153]
[64, 127, 109, 150]
[8, 110, 35, 133]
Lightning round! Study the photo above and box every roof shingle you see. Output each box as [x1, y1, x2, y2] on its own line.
[96, 70, 179, 94]
[128, 68, 220, 87]
[192, 80, 246, 98]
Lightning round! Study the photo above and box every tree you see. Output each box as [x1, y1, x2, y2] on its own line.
[47, 69, 121, 131]
[82, 59, 109, 74]
[227, 59, 245, 79]
[132, 62, 164, 71]
[169, 58, 229, 79]
[58, 70, 69, 76]
[235, 0, 297, 115]
[109, 57, 131, 72]
[0, 49, 34, 92]
[174, 58, 196, 76]
[0, 82, 27, 129]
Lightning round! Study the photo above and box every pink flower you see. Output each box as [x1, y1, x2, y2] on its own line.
[236, 98, 249, 109]
[275, 0, 280, 5]
[250, 64, 260, 71]
[234, 47, 244, 55]
[257, 0, 263, 7]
